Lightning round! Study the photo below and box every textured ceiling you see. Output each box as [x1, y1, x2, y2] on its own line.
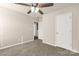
[0, 3, 79, 18]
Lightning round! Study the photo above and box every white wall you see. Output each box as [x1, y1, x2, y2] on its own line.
[0, 7, 34, 48]
[38, 14, 55, 45]
[39, 6, 79, 52]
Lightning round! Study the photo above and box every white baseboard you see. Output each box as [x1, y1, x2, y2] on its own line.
[0, 40, 33, 50]
[70, 49, 79, 53]
[55, 45, 79, 53]
[43, 42, 79, 53]
[43, 41, 56, 46]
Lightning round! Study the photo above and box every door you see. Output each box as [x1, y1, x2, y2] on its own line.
[33, 22, 38, 40]
[55, 12, 72, 50]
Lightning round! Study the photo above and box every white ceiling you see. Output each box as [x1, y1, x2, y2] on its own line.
[0, 3, 79, 18]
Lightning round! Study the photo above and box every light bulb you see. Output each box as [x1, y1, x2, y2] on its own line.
[31, 7, 35, 12]
[35, 7, 39, 13]
[31, 7, 39, 13]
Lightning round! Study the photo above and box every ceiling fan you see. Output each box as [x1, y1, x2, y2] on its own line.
[15, 3, 54, 15]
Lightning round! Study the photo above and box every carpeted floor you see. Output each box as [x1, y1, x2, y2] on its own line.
[0, 39, 79, 56]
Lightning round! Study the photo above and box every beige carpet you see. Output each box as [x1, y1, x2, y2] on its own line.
[0, 39, 79, 56]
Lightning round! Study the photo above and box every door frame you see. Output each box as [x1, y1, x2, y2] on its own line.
[34, 22, 38, 40]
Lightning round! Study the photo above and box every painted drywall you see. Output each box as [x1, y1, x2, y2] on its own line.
[0, 7, 34, 48]
[39, 6, 79, 52]
[72, 7, 79, 52]
[38, 14, 55, 45]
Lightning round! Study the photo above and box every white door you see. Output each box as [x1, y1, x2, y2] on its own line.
[55, 12, 72, 50]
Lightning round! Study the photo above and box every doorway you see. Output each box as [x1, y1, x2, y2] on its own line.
[55, 12, 72, 50]
[34, 22, 38, 40]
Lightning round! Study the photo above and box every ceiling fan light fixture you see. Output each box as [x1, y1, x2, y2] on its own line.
[31, 7, 39, 13]
[35, 7, 39, 13]
[31, 7, 35, 13]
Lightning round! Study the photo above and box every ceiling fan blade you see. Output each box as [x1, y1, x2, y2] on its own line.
[39, 3, 54, 7]
[32, 3, 38, 7]
[35, 3, 38, 7]
[15, 3, 31, 6]
[27, 10, 31, 14]
[39, 9, 44, 15]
